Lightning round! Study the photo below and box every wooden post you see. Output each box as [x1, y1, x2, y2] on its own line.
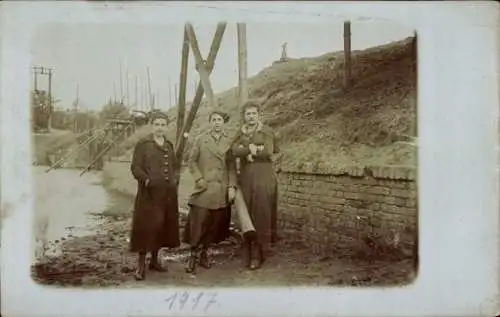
[175, 22, 226, 165]
[237, 23, 248, 107]
[185, 23, 219, 109]
[176, 28, 190, 147]
[343, 21, 352, 89]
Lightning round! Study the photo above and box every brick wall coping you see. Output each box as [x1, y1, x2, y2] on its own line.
[280, 163, 416, 181]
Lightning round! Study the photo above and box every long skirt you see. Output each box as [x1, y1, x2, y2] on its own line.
[182, 205, 231, 247]
[130, 183, 180, 253]
[239, 162, 278, 254]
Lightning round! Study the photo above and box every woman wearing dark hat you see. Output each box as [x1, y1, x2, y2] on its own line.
[129, 112, 180, 280]
[183, 110, 237, 274]
[230, 100, 282, 270]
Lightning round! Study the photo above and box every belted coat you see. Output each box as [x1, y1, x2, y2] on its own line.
[129, 134, 181, 252]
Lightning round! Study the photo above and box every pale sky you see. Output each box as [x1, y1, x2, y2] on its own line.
[31, 21, 414, 111]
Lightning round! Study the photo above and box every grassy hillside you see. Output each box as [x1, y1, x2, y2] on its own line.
[117, 37, 417, 167]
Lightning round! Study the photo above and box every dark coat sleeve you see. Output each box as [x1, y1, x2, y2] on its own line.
[168, 141, 181, 186]
[254, 128, 278, 159]
[130, 140, 149, 185]
[231, 131, 251, 158]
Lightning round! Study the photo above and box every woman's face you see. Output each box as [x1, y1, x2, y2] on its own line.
[210, 113, 224, 132]
[243, 107, 259, 125]
[151, 118, 168, 136]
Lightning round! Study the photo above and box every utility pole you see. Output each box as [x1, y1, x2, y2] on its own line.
[32, 66, 54, 131]
[47, 68, 53, 131]
[237, 23, 248, 107]
[134, 75, 138, 108]
[140, 77, 144, 111]
[126, 68, 130, 106]
[343, 20, 352, 89]
[147, 67, 153, 111]
[33, 67, 39, 91]
[113, 82, 117, 103]
[119, 61, 124, 103]
[157, 90, 160, 109]
[73, 84, 79, 133]
[168, 77, 172, 108]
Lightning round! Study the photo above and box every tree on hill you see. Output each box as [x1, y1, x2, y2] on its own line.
[99, 100, 130, 121]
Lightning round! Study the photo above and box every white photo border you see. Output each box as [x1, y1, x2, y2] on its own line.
[1, 1, 499, 316]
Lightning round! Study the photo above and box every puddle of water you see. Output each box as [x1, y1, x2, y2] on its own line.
[33, 166, 109, 259]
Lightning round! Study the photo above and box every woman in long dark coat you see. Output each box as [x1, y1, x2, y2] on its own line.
[183, 111, 237, 274]
[231, 100, 282, 270]
[130, 112, 180, 280]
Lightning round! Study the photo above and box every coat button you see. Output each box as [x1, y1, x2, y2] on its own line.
[164, 154, 168, 158]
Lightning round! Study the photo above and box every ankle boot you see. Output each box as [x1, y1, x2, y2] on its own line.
[149, 250, 167, 272]
[243, 240, 252, 268]
[249, 242, 263, 270]
[198, 247, 212, 269]
[185, 248, 198, 274]
[134, 252, 146, 280]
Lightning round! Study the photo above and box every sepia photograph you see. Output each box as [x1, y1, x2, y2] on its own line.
[2, 2, 499, 317]
[29, 19, 418, 288]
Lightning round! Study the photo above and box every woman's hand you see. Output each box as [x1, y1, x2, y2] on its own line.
[196, 177, 207, 189]
[249, 143, 258, 156]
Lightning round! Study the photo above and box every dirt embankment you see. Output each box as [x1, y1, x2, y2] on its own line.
[112, 37, 417, 168]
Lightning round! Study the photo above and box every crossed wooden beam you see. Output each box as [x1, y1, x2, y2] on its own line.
[175, 22, 227, 166]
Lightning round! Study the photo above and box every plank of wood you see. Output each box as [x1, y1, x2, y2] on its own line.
[185, 23, 218, 108]
[175, 22, 226, 165]
[176, 28, 190, 148]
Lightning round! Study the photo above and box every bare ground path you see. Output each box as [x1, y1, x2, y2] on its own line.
[31, 164, 415, 288]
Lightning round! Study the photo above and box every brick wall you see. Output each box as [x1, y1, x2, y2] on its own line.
[277, 163, 418, 259]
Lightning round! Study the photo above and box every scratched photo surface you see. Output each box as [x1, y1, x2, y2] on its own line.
[29, 20, 418, 288]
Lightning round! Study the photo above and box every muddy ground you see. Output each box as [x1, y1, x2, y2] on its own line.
[31, 168, 415, 288]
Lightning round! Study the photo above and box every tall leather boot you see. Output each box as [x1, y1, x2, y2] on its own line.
[185, 247, 198, 274]
[242, 239, 252, 269]
[149, 250, 167, 272]
[134, 252, 146, 281]
[242, 231, 256, 269]
[198, 246, 212, 269]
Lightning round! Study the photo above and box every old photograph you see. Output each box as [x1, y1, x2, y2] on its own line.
[29, 20, 418, 288]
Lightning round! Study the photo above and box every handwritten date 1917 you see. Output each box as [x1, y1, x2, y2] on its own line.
[164, 291, 219, 312]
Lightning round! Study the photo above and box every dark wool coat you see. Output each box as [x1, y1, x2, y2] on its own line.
[231, 123, 280, 251]
[129, 134, 181, 253]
